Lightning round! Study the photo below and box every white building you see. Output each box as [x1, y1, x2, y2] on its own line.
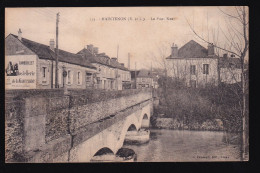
[166, 40, 241, 87]
[77, 45, 131, 90]
[5, 30, 97, 90]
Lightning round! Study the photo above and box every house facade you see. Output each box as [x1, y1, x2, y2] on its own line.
[219, 54, 242, 84]
[5, 31, 96, 90]
[77, 45, 131, 90]
[131, 70, 154, 89]
[165, 40, 241, 87]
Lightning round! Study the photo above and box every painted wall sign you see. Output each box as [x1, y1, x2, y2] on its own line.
[5, 55, 37, 89]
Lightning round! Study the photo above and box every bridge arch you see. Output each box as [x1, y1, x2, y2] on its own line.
[127, 124, 138, 131]
[141, 112, 150, 128]
[90, 147, 115, 162]
[115, 114, 140, 151]
[93, 147, 114, 156]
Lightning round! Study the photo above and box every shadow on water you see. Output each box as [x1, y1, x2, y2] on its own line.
[150, 131, 158, 140]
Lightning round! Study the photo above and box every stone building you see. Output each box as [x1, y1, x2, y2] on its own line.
[5, 30, 96, 90]
[166, 40, 219, 87]
[165, 40, 241, 87]
[131, 70, 154, 89]
[219, 54, 242, 84]
[77, 45, 131, 90]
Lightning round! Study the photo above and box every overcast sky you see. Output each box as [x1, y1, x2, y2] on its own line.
[5, 7, 247, 70]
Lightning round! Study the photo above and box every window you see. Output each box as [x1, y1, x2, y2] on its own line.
[67, 70, 73, 85]
[190, 65, 196, 75]
[104, 80, 106, 89]
[86, 73, 92, 87]
[58, 69, 62, 85]
[203, 64, 209, 74]
[77, 71, 82, 85]
[42, 67, 47, 78]
[41, 66, 48, 85]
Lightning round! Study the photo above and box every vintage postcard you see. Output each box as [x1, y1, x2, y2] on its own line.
[5, 7, 249, 162]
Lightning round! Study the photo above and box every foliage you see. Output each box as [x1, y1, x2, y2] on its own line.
[155, 77, 246, 132]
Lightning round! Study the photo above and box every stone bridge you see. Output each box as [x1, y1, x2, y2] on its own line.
[5, 88, 153, 162]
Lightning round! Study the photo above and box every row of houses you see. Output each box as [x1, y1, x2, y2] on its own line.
[165, 40, 242, 87]
[5, 29, 241, 90]
[5, 29, 157, 90]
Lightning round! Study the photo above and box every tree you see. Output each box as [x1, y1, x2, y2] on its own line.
[185, 6, 249, 160]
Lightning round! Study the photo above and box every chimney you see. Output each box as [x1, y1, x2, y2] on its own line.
[111, 57, 117, 61]
[171, 43, 178, 57]
[93, 47, 99, 54]
[18, 28, 22, 41]
[223, 53, 228, 59]
[120, 63, 124, 67]
[208, 43, 214, 56]
[86, 44, 94, 54]
[49, 39, 55, 51]
[107, 58, 111, 65]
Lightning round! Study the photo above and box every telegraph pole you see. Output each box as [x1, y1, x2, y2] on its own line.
[117, 45, 119, 62]
[116, 45, 119, 90]
[135, 62, 137, 89]
[55, 12, 60, 88]
[128, 53, 130, 69]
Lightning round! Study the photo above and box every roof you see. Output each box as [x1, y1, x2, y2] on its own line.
[77, 48, 129, 71]
[9, 34, 96, 69]
[219, 57, 241, 68]
[166, 40, 218, 59]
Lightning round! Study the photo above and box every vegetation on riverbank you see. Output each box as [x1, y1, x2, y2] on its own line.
[151, 117, 224, 131]
[152, 77, 248, 133]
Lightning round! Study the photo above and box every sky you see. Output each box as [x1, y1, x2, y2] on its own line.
[5, 7, 248, 70]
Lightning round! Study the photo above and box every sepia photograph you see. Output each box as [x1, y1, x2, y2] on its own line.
[5, 6, 249, 162]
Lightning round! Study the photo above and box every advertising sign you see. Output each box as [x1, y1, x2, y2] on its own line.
[5, 55, 37, 89]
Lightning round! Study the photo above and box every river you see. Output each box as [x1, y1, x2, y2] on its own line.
[123, 129, 244, 162]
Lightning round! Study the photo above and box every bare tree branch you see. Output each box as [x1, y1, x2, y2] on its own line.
[184, 15, 240, 57]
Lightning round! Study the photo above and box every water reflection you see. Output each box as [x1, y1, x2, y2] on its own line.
[123, 129, 243, 162]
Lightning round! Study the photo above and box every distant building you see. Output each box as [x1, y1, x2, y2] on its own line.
[5, 30, 96, 90]
[77, 45, 131, 90]
[131, 70, 153, 89]
[165, 40, 241, 87]
[219, 54, 242, 84]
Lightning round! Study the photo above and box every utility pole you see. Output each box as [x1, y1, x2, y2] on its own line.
[117, 45, 119, 62]
[116, 45, 119, 90]
[128, 53, 130, 69]
[135, 62, 137, 89]
[55, 12, 60, 88]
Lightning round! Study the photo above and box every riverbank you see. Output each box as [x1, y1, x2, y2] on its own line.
[151, 117, 224, 131]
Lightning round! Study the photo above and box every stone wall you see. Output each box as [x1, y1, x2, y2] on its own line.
[69, 89, 152, 133]
[5, 99, 25, 161]
[5, 88, 152, 162]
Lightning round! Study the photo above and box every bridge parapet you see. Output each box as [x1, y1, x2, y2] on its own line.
[5, 88, 152, 162]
